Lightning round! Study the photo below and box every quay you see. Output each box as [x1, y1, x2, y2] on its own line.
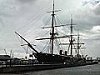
[0, 61, 98, 73]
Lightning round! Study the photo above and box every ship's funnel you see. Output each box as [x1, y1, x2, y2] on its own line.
[65, 51, 67, 56]
[59, 50, 63, 55]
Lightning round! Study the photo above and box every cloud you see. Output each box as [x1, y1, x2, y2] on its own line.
[18, 0, 36, 3]
[90, 25, 100, 33]
[82, 0, 100, 6]
[93, 3, 100, 15]
[0, 0, 100, 58]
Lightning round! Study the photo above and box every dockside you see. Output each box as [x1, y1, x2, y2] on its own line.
[0, 61, 98, 73]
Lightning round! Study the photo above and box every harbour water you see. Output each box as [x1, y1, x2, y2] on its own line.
[0, 63, 100, 75]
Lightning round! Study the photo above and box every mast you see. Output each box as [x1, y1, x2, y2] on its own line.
[76, 31, 84, 55]
[58, 15, 76, 55]
[77, 31, 80, 55]
[50, 0, 55, 54]
[70, 16, 74, 55]
[36, 0, 69, 54]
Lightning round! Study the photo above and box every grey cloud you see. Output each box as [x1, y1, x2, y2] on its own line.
[82, 0, 100, 6]
[17, 0, 36, 3]
[0, 0, 100, 58]
[93, 4, 100, 15]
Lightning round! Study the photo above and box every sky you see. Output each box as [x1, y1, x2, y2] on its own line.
[0, 0, 100, 59]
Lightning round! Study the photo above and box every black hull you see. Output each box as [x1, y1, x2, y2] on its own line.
[33, 53, 71, 63]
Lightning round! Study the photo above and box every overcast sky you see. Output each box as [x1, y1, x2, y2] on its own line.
[0, 0, 100, 58]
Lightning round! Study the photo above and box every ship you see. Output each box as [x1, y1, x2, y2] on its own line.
[0, 0, 98, 73]
[15, 0, 94, 65]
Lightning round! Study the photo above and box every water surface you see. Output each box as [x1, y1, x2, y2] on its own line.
[0, 63, 100, 75]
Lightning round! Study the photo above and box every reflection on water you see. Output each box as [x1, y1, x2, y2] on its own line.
[25, 64, 100, 75]
[0, 63, 100, 75]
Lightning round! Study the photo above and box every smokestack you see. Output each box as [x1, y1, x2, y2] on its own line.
[59, 50, 63, 55]
[65, 51, 67, 56]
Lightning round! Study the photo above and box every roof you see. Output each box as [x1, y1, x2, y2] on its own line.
[0, 55, 11, 61]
